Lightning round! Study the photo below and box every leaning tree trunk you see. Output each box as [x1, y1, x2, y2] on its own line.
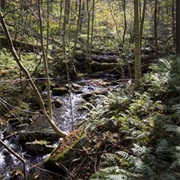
[0, 11, 67, 137]
[134, 0, 141, 88]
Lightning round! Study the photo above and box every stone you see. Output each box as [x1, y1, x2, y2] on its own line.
[82, 92, 96, 101]
[18, 130, 60, 142]
[26, 140, 55, 153]
[53, 99, 63, 108]
[72, 83, 81, 90]
[52, 87, 69, 96]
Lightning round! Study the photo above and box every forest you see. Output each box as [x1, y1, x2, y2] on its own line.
[0, 0, 180, 179]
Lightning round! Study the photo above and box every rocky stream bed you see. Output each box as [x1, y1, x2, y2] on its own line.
[0, 73, 127, 179]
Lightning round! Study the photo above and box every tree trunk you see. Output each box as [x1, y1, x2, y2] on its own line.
[86, 0, 91, 61]
[70, 0, 82, 64]
[134, 0, 141, 88]
[154, 0, 158, 50]
[172, 0, 175, 46]
[176, 0, 180, 55]
[140, 0, 147, 46]
[90, 0, 95, 54]
[37, 0, 53, 119]
[122, 0, 127, 46]
[59, 0, 63, 31]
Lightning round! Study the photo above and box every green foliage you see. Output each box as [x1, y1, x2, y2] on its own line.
[87, 56, 180, 179]
[90, 166, 130, 180]
[142, 58, 171, 98]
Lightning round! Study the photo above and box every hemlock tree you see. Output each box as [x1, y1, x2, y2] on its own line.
[134, 0, 141, 88]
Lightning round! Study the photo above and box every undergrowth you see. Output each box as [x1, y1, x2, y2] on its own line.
[88, 56, 180, 179]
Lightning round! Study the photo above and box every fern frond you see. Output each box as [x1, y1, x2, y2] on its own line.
[131, 144, 147, 156]
[159, 58, 171, 70]
[90, 166, 142, 180]
[163, 124, 180, 135]
[172, 104, 180, 114]
[169, 159, 180, 171]
[159, 172, 178, 180]
[116, 151, 135, 163]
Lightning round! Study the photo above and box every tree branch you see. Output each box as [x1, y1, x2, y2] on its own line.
[0, 11, 67, 137]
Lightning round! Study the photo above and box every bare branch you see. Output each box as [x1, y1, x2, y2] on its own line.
[0, 11, 67, 137]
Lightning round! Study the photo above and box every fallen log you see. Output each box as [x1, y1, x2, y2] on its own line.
[0, 36, 41, 52]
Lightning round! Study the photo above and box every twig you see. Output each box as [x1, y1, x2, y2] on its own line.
[0, 139, 27, 180]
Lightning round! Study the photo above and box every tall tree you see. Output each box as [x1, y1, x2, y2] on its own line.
[154, 0, 158, 50]
[172, 0, 175, 46]
[122, 0, 127, 46]
[86, 0, 91, 61]
[140, 0, 147, 46]
[176, 0, 180, 55]
[134, 0, 141, 88]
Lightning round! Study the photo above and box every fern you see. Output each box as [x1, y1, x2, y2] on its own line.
[90, 165, 142, 180]
[158, 172, 180, 180]
[169, 159, 180, 171]
[131, 144, 147, 156]
[163, 124, 180, 136]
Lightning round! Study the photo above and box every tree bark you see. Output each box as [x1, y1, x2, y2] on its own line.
[70, 0, 82, 65]
[86, 0, 91, 61]
[176, 0, 180, 55]
[140, 0, 147, 46]
[38, 0, 53, 119]
[122, 0, 127, 46]
[134, 0, 141, 88]
[154, 0, 158, 50]
[172, 0, 175, 46]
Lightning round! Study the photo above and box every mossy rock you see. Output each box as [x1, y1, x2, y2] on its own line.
[44, 129, 94, 177]
[26, 140, 55, 153]
[89, 61, 121, 72]
[18, 130, 60, 142]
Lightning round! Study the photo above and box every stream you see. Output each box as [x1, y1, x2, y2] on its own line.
[0, 75, 125, 179]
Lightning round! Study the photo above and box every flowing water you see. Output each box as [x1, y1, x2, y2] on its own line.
[0, 76, 124, 179]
